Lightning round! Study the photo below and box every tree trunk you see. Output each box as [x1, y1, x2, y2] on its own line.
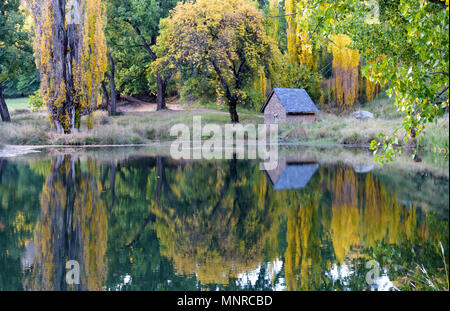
[0, 87, 11, 122]
[101, 80, 110, 112]
[156, 156, 164, 204]
[228, 99, 239, 123]
[109, 163, 116, 213]
[0, 159, 7, 183]
[156, 74, 167, 111]
[107, 53, 117, 116]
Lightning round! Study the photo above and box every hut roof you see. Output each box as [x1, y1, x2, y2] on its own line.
[267, 163, 319, 190]
[260, 88, 319, 114]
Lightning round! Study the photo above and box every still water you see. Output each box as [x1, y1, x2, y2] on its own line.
[0, 147, 448, 291]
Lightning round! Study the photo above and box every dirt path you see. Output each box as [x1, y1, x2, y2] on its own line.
[117, 97, 262, 117]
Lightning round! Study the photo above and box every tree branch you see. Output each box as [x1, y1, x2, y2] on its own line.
[123, 19, 157, 61]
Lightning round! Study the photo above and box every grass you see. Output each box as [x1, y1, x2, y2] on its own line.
[180, 99, 259, 115]
[395, 242, 449, 291]
[357, 92, 404, 120]
[421, 117, 449, 154]
[4, 97, 30, 111]
[0, 109, 263, 146]
[279, 112, 407, 146]
[280, 93, 448, 148]
[0, 93, 448, 153]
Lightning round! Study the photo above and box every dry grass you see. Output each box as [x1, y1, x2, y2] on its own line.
[0, 109, 263, 146]
[279, 112, 407, 146]
[1, 99, 447, 155]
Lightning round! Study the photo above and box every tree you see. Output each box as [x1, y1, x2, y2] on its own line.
[104, 0, 179, 111]
[329, 34, 360, 109]
[0, 0, 32, 122]
[282, 0, 449, 162]
[26, 0, 107, 134]
[154, 0, 274, 123]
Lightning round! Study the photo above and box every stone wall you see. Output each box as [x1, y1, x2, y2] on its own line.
[263, 93, 316, 124]
[264, 94, 286, 124]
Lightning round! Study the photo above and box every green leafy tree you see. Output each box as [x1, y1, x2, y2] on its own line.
[0, 0, 33, 122]
[104, 0, 179, 111]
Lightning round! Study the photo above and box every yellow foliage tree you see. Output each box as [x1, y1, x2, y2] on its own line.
[27, 0, 107, 133]
[329, 34, 360, 109]
[285, 0, 314, 69]
[268, 0, 280, 41]
[364, 60, 381, 102]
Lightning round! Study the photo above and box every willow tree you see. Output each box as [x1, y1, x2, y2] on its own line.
[267, 0, 280, 41]
[284, 0, 314, 69]
[154, 0, 273, 123]
[282, 0, 449, 162]
[329, 34, 360, 109]
[27, 0, 107, 134]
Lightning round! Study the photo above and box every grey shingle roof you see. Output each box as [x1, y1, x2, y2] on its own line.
[261, 88, 319, 113]
[272, 164, 319, 190]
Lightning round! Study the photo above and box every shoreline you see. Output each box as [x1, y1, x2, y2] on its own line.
[2, 141, 448, 178]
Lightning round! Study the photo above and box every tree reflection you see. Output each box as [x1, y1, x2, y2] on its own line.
[283, 166, 447, 290]
[149, 157, 283, 286]
[24, 156, 107, 290]
[0, 155, 447, 291]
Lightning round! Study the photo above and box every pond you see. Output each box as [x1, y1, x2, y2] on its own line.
[0, 146, 448, 291]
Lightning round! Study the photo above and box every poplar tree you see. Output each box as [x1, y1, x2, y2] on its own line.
[27, 0, 107, 134]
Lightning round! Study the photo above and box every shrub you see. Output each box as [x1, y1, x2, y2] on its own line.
[28, 90, 44, 112]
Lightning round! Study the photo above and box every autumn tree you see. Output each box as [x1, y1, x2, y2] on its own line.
[26, 0, 107, 134]
[154, 0, 274, 123]
[329, 34, 360, 109]
[285, 0, 315, 69]
[283, 0, 449, 161]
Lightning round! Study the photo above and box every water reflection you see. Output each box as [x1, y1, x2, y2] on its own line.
[0, 153, 448, 291]
[24, 156, 107, 290]
[265, 155, 318, 190]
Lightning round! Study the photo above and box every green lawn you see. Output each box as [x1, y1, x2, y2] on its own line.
[4, 97, 30, 110]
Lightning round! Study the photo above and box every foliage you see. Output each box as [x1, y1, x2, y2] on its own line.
[0, 1, 32, 89]
[271, 53, 323, 102]
[27, 0, 107, 133]
[329, 34, 360, 109]
[104, 0, 179, 109]
[28, 90, 44, 112]
[0, 0, 36, 123]
[284, 0, 449, 162]
[286, 0, 315, 69]
[154, 0, 275, 122]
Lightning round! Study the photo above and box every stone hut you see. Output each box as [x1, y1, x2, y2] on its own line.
[260, 88, 319, 124]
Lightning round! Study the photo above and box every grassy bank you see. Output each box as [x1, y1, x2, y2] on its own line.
[280, 94, 449, 152]
[0, 94, 448, 154]
[0, 109, 263, 146]
[279, 112, 408, 146]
